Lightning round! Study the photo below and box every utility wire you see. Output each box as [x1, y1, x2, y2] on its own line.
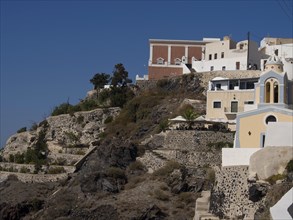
[275, 0, 293, 22]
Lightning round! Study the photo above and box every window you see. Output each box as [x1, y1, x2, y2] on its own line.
[213, 101, 221, 108]
[240, 44, 244, 49]
[182, 56, 186, 63]
[214, 53, 217, 59]
[273, 81, 279, 103]
[216, 84, 221, 90]
[236, 62, 240, 70]
[209, 54, 212, 60]
[222, 66, 226, 71]
[174, 58, 181, 65]
[221, 52, 224, 58]
[246, 81, 255, 89]
[244, 101, 254, 104]
[265, 115, 277, 124]
[210, 66, 214, 71]
[157, 57, 164, 65]
[275, 49, 278, 56]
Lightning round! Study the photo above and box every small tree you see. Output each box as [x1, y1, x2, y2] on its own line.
[111, 63, 132, 87]
[182, 108, 198, 129]
[90, 73, 111, 89]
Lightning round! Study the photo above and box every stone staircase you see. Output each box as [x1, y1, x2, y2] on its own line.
[194, 191, 219, 220]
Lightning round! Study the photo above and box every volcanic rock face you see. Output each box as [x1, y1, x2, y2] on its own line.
[1, 108, 120, 160]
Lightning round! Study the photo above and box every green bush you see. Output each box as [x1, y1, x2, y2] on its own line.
[154, 189, 169, 201]
[104, 116, 113, 124]
[98, 89, 111, 104]
[157, 119, 169, 133]
[30, 122, 38, 131]
[128, 160, 146, 171]
[153, 161, 181, 177]
[14, 152, 25, 164]
[76, 115, 84, 124]
[9, 154, 15, 163]
[178, 192, 195, 204]
[266, 174, 286, 184]
[20, 167, 30, 173]
[64, 131, 79, 143]
[286, 160, 293, 172]
[125, 176, 146, 189]
[206, 168, 216, 183]
[106, 167, 126, 179]
[156, 79, 170, 88]
[207, 141, 233, 150]
[54, 158, 67, 166]
[17, 127, 27, 133]
[75, 149, 85, 155]
[51, 103, 73, 116]
[47, 166, 66, 174]
[78, 99, 99, 111]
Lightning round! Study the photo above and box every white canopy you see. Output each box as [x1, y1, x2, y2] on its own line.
[169, 116, 187, 122]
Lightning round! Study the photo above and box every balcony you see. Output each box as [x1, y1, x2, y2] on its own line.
[224, 106, 244, 114]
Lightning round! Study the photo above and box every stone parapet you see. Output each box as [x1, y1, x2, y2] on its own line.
[0, 171, 68, 183]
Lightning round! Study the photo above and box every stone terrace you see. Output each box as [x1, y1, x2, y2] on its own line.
[138, 130, 234, 172]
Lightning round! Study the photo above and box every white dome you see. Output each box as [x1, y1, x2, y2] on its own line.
[266, 55, 283, 65]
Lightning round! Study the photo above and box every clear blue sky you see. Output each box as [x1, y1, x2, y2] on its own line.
[1, 0, 292, 147]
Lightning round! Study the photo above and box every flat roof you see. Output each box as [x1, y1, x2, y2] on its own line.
[211, 77, 259, 82]
[149, 39, 209, 45]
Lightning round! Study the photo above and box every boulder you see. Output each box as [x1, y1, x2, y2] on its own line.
[249, 147, 293, 180]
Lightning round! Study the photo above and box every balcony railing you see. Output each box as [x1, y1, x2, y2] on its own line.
[224, 106, 244, 114]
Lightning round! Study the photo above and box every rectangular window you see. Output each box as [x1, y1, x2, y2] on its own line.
[213, 101, 221, 108]
[236, 62, 240, 70]
[221, 52, 224, 58]
[246, 81, 255, 89]
[210, 66, 214, 71]
[216, 84, 221, 90]
[209, 54, 212, 60]
[244, 101, 254, 104]
[222, 66, 226, 71]
[214, 53, 217, 59]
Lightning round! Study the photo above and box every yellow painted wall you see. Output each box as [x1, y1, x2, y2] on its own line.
[239, 112, 293, 148]
[206, 90, 254, 120]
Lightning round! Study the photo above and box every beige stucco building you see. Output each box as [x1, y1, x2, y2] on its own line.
[206, 76, 259, 130]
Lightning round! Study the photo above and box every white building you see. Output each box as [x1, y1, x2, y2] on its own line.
[192, 36, 267, 72]
[259, 37, 293, 80]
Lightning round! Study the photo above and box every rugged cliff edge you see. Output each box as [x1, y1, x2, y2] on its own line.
[0, 73, 292, 220]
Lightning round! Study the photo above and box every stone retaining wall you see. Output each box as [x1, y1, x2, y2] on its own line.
[0, 171, 68, 183]
[210, 166, 264, 219]
[140, 130, 233, 172]
[153, 149, 222, 168]
[0, 162, 75, 174]
[147, 130, 234, 151]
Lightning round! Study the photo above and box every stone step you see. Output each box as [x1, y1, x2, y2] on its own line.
[195, 201, 210, 211]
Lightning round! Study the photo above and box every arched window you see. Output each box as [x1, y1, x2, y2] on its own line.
[265, 78, 279, 103]
[174, 58, 181, 65]
[273, 81, 279, 103]
[265, 115, 277, 124]
[157, 57, 164, 65]
[265, 81, 270, 103]
[182, 56, 186, 64]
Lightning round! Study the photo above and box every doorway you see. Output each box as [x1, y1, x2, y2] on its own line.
[231, 101, 238, 112]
